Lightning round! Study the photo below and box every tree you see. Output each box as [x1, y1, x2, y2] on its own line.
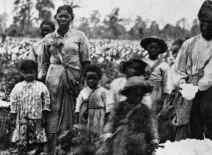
[190, 19, 200, 37]
[78, 17, 91, 37]
[13, 0, 34, 35]
[103, 8, 127, 39]
[129, 16, 147, 39]
[35, 0, 55, 21]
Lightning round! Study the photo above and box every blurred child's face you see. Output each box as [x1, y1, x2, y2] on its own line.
[20, 70, 36, 82]
[146, 42, 161, 60]
[126, 87, 144, 104]
[170, 44, 180, 59]
[125, 63, 143, 78]
[85, 71, 100, 89]
[40, 24, 54, 38]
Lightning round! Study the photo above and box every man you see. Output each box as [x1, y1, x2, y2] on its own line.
[173, 0, 212, 140]
[28, 20, 55, 75]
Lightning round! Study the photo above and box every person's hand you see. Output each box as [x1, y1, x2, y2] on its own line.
[100, 133, 113, 142]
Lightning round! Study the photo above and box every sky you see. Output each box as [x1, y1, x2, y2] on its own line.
[0, 0, 206, 29]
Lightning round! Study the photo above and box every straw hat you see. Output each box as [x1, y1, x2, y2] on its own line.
[120, 76, 153, 96]
[140, 36, 168, 54]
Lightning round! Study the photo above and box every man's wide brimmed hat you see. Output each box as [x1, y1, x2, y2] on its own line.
[120, 76, 153, 96]
[140, 36, 168, 54]
[198, 0, 212, 20]
[119, 53, 147, 74]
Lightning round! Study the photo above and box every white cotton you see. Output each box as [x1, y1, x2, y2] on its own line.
[156, 139, 212, 155]
[180, 83, 199, 100]
[0, 99, 10, 107]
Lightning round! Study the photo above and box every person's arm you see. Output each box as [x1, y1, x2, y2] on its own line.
[38, 40, 51, 82]
[10, 85, 18, 124]
[173, 41, 190, 87]
[78, 33, 91, 90]
[74, 90, 84, 124]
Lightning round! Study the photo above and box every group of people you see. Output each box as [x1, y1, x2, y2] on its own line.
[6, 1, 212, 155]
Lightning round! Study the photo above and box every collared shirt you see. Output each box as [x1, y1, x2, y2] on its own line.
[10, 80, 51, 119]
[174, 34, 212, 91]
[38, 29, 91, 80]
[75, 86, 109, 113]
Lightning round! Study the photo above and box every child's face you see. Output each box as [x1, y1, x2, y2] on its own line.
[126, 87, 144, 104]
[20, 69, 36, 82]
[40, 24, 54, 38]
[146, 42, 161, 59]
[85, 71, 100, 89]
[125, 63, 143, 78]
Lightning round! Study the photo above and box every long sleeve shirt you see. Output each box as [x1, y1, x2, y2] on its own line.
[174, 34, 212, 91]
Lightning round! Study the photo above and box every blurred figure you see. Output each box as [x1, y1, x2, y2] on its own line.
[28, 20, 55, 74]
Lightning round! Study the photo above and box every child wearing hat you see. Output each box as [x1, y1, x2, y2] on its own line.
[99, 76, 158, 155]
[106, 54, 152, 114]
[140, 36, 170, 143]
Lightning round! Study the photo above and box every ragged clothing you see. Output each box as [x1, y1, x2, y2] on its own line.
[10, 80, 50, 144]
[173, 35, 212, 125]
[104, 100, 158, 155]
[173, 34, 212, 140]
[39, 29, 91, 133]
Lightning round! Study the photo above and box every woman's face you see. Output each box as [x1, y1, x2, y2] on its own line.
[40, 24, 54, 38]
[55, 10, 73, 29]
[85, 71, 100, 89]
[146, 42, 161, 59]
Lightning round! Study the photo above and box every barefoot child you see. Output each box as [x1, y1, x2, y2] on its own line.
[75, 64, 109, 142]
[10, 60, 51, 154]
[100, 76, 159, 155]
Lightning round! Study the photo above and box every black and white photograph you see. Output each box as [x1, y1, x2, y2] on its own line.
[0, 0, 212, 154]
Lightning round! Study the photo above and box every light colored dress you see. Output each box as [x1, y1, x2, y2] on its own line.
[76, 86, 108, 141]
[39, 29, 91, 133]
[10, 80, 50, 144]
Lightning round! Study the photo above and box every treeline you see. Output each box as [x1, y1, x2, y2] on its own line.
[0, 0, 200, 40]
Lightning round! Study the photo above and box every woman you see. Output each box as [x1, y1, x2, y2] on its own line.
[39, 5, 91, 154]
[140, 36, 171, 143]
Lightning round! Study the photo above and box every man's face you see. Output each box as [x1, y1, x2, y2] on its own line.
[40, 24, 54, 38]
[200, 18, 212, 40]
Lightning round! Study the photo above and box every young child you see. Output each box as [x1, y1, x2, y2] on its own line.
[10, 60, 51, 154]
[99, 76, 159, 155]
[75, 64, 109, 142]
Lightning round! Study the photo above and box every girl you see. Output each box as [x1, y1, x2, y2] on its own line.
[140, 36, 171, 143]
[10, 60, 51, 154]
[100, 76, 158, 155]
[75, 64, 109, 142]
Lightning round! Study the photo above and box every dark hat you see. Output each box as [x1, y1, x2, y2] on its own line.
[120, 76, 153, 96]
[140, 36, 168, 54]
[119, 53, 147, 75]
[198, 0, 212, 20]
